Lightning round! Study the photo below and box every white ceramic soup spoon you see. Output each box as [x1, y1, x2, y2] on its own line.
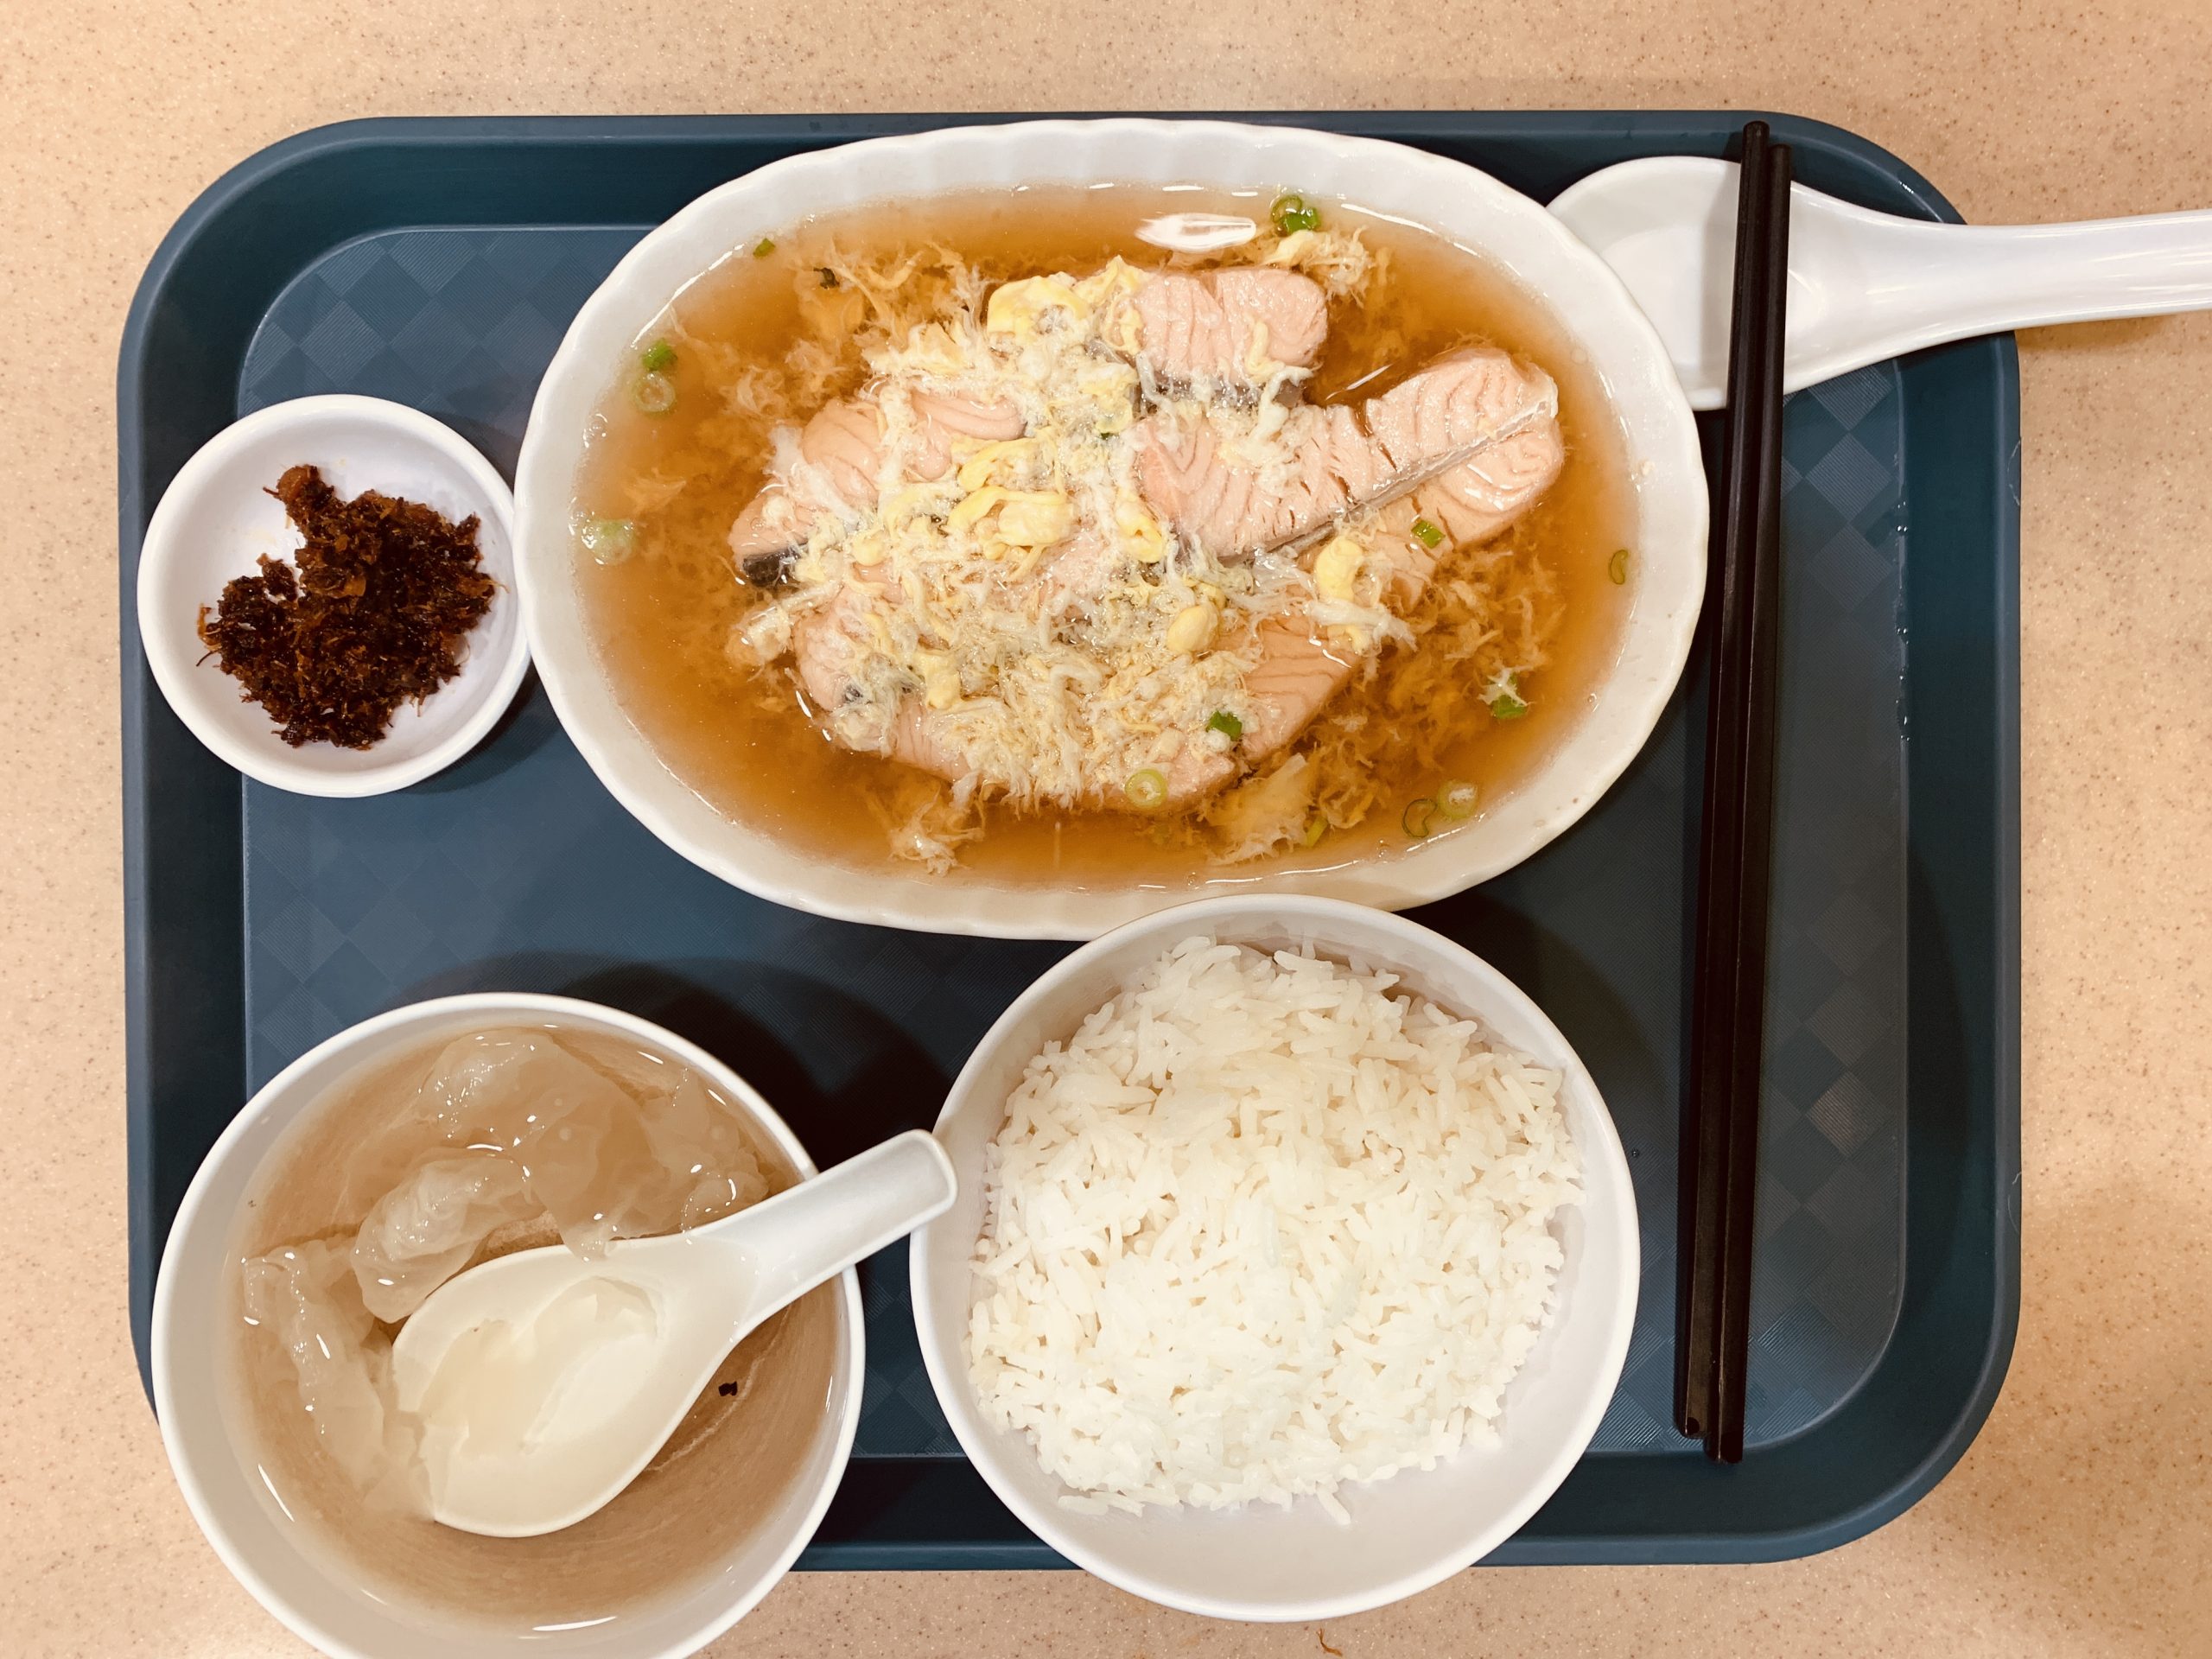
[1549, 155, 2212, 410]
[389, 1128, 956, 1539]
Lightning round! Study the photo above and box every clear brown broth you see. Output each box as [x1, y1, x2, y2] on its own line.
[572, 186, 1634, 887]
[221, 1025, 842, 1637]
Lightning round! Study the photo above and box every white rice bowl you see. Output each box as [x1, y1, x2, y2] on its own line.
[912, 895, 1639, 1622]
[967, 936, 1580, 1521]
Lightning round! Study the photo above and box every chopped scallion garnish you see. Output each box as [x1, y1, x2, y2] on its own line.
[1206, 709, 1244, 741]
[1609, 547, 1630, 584]
[1438, 779, 1478, 819]
[1490, 690, 1529, 720]
[753, 237, 776, 257]
[639, 339, 677, 373]
[1411, 517, 1444, 549]
[1125, 767, 1169, 810]
[1270, 193, 1322, 235]
[632, 372, 677, 416]
[1402, 798, 1438, 838]
[1300, 813, 1328, 848]
[579, 518, 638, 566]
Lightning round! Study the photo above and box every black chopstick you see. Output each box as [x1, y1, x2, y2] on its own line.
[1675, 121, 1792, 1465]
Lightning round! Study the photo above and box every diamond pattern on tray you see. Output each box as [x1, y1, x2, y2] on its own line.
[237, 233, 1907, 1463]
[241, 229, 632, 474]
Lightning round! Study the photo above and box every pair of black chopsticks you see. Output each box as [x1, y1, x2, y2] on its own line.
[1675, 122, 1792, 1465]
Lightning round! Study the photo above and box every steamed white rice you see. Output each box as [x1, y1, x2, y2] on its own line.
[965, 935, 1580, 1520]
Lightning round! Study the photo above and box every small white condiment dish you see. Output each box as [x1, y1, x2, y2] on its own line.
[151, 993, 863, 1659]
[136, 395, 529, 796]
[911, 894, 1639, 1622]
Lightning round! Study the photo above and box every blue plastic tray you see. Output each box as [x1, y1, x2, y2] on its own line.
[118, 112, 2019, 1567]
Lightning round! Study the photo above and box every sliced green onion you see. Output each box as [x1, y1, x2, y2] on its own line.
[1490, 690, 1529, 720]
[1402, 797, 1438, 838]
[1410, 517, 1444, 550]
[1270, 193, 1323, 236]
[639, 338, 677, 373]
[632, 371, 677, 416]
[1125, 767, 1168, 810]
[1609, 547, 1630, 585]
[1206, 709, 1244, 742]
[580, 518, 638, 566]
[1438, 779, 1478, 819]
[1300, 813, 1328, 848]
[753, 237, 776, 257]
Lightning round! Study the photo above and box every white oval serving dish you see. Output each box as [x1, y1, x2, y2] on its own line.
[512, 119, 1707, 938]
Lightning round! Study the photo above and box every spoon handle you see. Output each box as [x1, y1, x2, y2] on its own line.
[728, 1129, 958, 1318]
[1878, 208, 2212, 342]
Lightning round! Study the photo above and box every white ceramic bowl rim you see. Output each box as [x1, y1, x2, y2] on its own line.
[514, 119, 1707, 937]
[136, 394, 531, 798]
[149, 992, 863, 1659]
[908, 894, 1641, 1621]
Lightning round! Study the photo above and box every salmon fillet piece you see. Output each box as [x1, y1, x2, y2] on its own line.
[728, 389, 1024, 576]
[1128, 267, 1328, 389]
[793, 567, 1229, 807]
[1152, 353, 1566, 802]
[1224, 427, 1564, 779]
[732, 265, 1324, 575]
[793, 587, 1160, 800]
[1233, 498, 1459, 765]
[1133, 480, 1524, 812]
[790, 584, 970, 776]
[1128, 347, 1561, 557]
[1044, 426, 1564, 815]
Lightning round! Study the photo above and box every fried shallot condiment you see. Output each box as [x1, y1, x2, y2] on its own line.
[197, 465, 495, 749]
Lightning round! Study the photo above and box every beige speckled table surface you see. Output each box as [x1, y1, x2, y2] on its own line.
[4, 3, 2209, 1654]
